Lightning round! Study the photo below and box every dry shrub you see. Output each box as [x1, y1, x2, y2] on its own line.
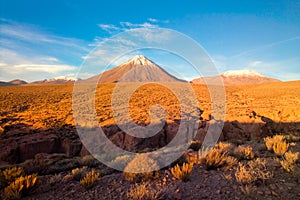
[71, 166, 87, 181]
[110, 154, 134, 170]
[2, 167, 25, 184]
[123, 154, 160, 183]
[235, 158, 272, 185]
[171, 162, 193, 182]
[126, 182, 166, 200]
[204, 148, 237, 171]
[264, 135, 289, 156]
[80, 169, 99, 190]
[264, 135, 285, 151]
[273, 140, 289, 157]
[234, 146, 255, 160]
[4, 174, 37, 200]
[49, 174, 62, 186]
[214, 142, 235, 154]
[280, 151, 299, 173]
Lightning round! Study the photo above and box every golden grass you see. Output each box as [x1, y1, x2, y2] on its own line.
[71, 166, 87, 181]
[204, 147, 237, 171]
[123, 154, 160, 183]
[264, 135, 289, 156]
[2, 167, 25, 184]
[80, 169, 99, 190]
[235, 158, 272, 185]
[171, 162, 193, 182]
[280, 151, 299, 173]
[4, 174, 37, 200]
[126, 182, 165, 200]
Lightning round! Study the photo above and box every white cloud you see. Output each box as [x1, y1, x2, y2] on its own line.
[13, 64, 76, 73]
[97, 24, 121, 34]
[148, 18, 158, 23]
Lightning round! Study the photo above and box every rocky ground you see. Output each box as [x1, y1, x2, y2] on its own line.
[0, 81, 299, 199]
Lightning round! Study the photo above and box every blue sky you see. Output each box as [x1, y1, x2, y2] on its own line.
[0, 0, 300, 82]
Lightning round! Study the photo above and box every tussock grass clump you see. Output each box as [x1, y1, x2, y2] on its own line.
[171, 162, 193, 182]
[264, 135, 289, 156]
[273, 140, 289, 157]
[4, 174, 38, 200]
[71, 166, 87, 181]
[203, 148, 237, 171]
[49, 174, 62, 186]
[264, 135, 285, 151]
[234, 145, 255, 160]
[280, 151, 299, 173]
[80, 169, 99, 190]
[110, 154, 134, 170]
[3, 167, 25, 184]
[123, 154, 160, 183]
[126, 182, 166, 200]
[235, 158, 272, 185]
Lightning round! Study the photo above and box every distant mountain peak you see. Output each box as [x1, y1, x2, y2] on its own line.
[222, 70, 265, 77]
[124, 55, 154, 66]
[84, 55, 185, 83]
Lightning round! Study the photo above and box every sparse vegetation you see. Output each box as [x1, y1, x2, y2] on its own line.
[110, 154, 134, 170]
[2, 167, 25, 184]
[123, 154, 160, 183]
[71, 166, 87, 181]
[4, 174, 37, 200]
[80, 169, 99, 190]
[264, 135, 289, 156]
[235, 158, 272, 185]
[126, 182, 166, 200]
[171, 162, 193, 182]
[233, 145, 255, 160]
[280, 151, 299, 173]
[49, 174, 62, 186]
[204, 147, 237, 170]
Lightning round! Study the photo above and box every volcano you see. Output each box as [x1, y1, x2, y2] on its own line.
[192, 70, 281, 86]
[84, 55, 185, 83]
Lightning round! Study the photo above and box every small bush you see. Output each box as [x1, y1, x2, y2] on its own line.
[264, 135, 289, 156]
[280, 151, 299, 173]
[126, 182, 166, 200]
[3, 167, 25, 184]
[235, 158, 272, 185]
[171, 162, 193, 182]
[49, 174, 62, 186]
[215, 142, 235, 154]
[110, 155, 134, 170]
[71, 166, 87, 181]
[204, 148, 237, 170]
[123, 154, 160, 183]
[234, 146, 255, 160]
[4, 174, 38, 200]
[273, 140, 289, 157]
[80, 169, 99, 190]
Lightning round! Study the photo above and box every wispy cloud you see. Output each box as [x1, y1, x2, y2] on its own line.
[0, 19, 90, 81]
[98, 19, 168, 35]
[231, 35, 300, 58]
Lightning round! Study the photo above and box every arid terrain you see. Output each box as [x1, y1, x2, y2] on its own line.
[0, 80, 300, 199]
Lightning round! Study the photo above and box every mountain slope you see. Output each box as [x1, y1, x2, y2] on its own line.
[0, 79, 27, 86]
[84, 55, 185, 83]
[29, 78, 76, 85]
[192, 70, 281, 86]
